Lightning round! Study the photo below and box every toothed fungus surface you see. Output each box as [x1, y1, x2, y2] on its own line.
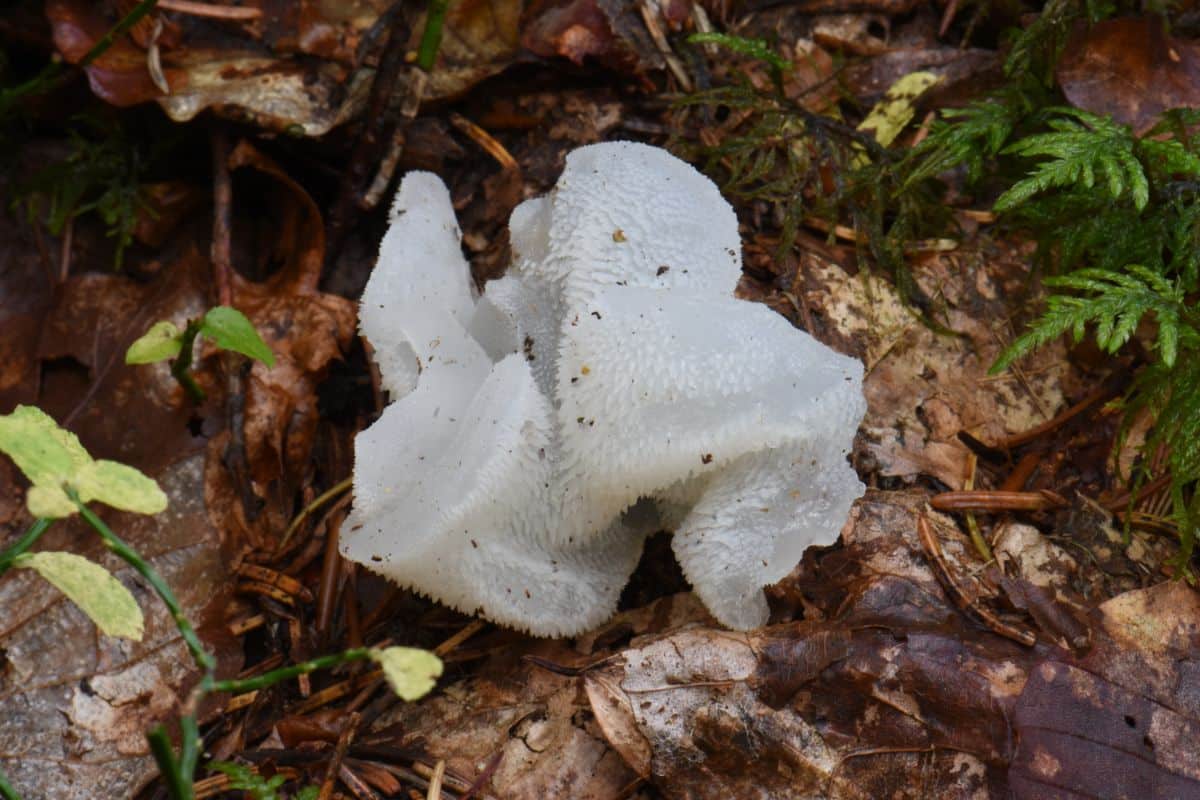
[343, 142, 866, 636]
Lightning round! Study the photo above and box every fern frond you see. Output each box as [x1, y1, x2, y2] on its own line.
[900, 99, 1022, 187]
[992, 266, 1188, 372]
[996, 109, 1149, 211]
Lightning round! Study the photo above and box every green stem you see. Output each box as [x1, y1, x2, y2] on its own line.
[0, 767, 22, 800]
[416, 0, 450, 72]
[147, 725, 189, 800]
[177, 714, 200, 800]
[170, 320, 206, 404]
[0, 518, 52, 576]
[69, 490, 215, 673]
[211, 648, 372, 694]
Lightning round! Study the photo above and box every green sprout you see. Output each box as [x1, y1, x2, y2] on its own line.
[126, 306, 276, 404]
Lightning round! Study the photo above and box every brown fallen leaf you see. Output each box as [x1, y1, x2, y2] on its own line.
[204, 140, 356, 549]
[361, 594, 708, 799]
[522, 0, 664, 73]
[46, 0, 522, 136]
[1010, 581, 1200, 798]
[581, 492, 1200, 799]
[800, 249, 1080, 489]
[1058, 18, 1200, 135]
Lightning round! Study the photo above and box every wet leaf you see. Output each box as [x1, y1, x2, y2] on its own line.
[372, 647, 443, 701]
[1058, 18, 1200, 136]
[124, 321, 183, 365]
[200, 307, 275, 367]
[13, 551, 144, 641]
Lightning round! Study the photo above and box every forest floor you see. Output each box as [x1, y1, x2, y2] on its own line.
[1, 1, 1198, 798]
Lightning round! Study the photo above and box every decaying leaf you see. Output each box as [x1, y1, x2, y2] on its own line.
[580, 492, 1200, 799]
[46, 0, 523, 136]
[800, 249, 1079, 488]
[522, 0, 665, 73]
[1058, 18, 1200, 136]
[203, 140, 356, 548]
[370, 594, 711, 798]
[857, 71, 941, 147]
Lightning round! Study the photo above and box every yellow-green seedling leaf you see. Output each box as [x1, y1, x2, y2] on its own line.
[0, 405, 91, 490]
[125, 320, 183, 364]
[77, 460, 169, 515]
[200, 306, 275, 367]
[371, 647, 443, 701]
[857, 71, 942, 147]
[0, 405, 167, 518]
[26, 485, 77, 518]
[14, 551, 144, 640]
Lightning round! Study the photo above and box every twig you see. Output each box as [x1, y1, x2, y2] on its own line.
[319, 713, 361, 800]
[448, 114, 518, 170]
[961, 453, 993, 562]
[210, 127, 234, 307]
[278, 476, 353, 552]
[426, 760, 446, 800]
[930, 490, 1067, 512]
[316, 506, 350, 638]
[157, 0, 261, 19]
[991, 381, 1118, 450]
[917, 515, 1036, 646]
[460, 750, 504, 800]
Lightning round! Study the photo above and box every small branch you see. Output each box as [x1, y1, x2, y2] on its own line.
[930, 490, 1067, 512]
[70, 490, 215, 673]
[210, 127, 234, 308]
[278, 476, 353, 552]
[0, 518, 53, 576]
[211, 648, 372, 694]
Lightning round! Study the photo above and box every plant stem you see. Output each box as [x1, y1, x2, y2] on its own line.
[0, 767, 22, 800]
[69, 490, 215, 673]
[0, 518, 52, 576]
[170, 320, 206, 404]
[416, 0, 450, 72]
[147, 725, 190, 800]
[212, 648, 372, 694]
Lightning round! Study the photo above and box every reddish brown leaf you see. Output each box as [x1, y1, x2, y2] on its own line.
[1058, 18, 1200, 135]
[204, 140, 356, 548]
[522, 0, 663, 73]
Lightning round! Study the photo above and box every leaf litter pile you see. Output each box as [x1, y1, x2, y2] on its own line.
[2, 1, 1200, 799]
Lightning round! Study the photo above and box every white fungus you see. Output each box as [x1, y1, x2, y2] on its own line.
[343, 141, 866, 636]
